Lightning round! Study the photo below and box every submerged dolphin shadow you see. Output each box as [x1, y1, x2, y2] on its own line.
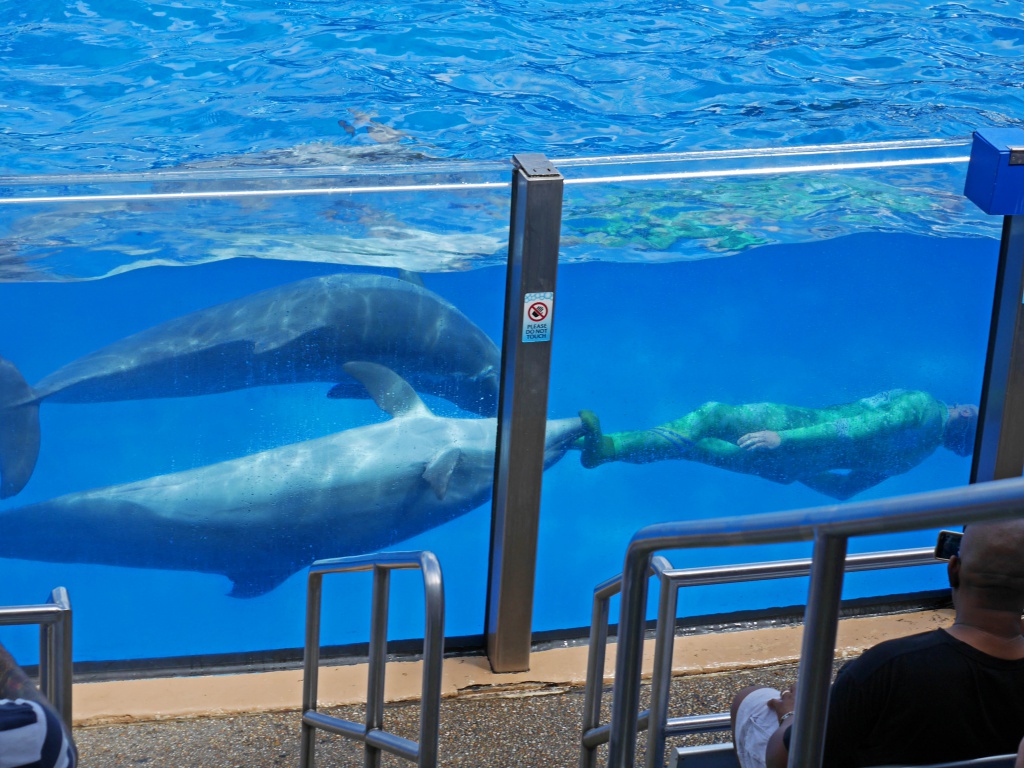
[0, 272, 501, 498]
[0, 362, 584, 597]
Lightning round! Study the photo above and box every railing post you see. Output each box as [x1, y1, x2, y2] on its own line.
[964, 129, 1024, 481]
[41, 587, 72, 729]
[580, 582, 614, 768]
[417, 554, 445, 768]
[300, 570, 325, 768]
[607, 541, 654, 768]
[646, 559, 678, 768]
[365, 565, 391, 768]
[486, 153, 564, 673]
[788, 532, 848, 768]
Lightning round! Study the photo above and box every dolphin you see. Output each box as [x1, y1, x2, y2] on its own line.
[0, 362, 583, 597]
[0, 273, 501, 498]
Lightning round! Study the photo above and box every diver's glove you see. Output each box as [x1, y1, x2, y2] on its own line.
[577, 410, 616, 468]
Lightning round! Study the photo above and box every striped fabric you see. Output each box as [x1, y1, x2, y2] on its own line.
[0, 699, 75, 768]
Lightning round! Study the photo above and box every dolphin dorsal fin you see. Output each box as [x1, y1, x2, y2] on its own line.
[341, 362, 431, 419]
[396, 269, 426, 288]
[423, 447, 462, 500]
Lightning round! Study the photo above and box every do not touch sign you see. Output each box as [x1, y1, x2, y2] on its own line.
[522, 292, 554, 343]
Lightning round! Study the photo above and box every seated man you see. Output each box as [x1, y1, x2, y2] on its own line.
[576, 389, 978, 499]
[731, 519, 1024, 768]
[0, 641, 76, 768]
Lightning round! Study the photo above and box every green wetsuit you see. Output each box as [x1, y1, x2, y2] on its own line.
[600, 390, 949, 499]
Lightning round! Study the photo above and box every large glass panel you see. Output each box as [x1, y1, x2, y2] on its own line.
[0, 164, 510, 664]
[540, 140, 1003, 633]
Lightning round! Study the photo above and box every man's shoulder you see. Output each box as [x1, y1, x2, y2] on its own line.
[845, 628, 1024, 680]
[841, 629, 952, 677]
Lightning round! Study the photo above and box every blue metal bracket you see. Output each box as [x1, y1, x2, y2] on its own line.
[965, 128, 1024, 215]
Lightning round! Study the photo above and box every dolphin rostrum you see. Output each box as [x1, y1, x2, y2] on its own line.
[0, 273, 501, 498]
[0, 362, 583, 597]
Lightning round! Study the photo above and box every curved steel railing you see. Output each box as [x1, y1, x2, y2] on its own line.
[579, 548, 942, 768]
[0, 588, 73, 729]
[299, 551, 445, 768]
[604, 475, 1024, 768]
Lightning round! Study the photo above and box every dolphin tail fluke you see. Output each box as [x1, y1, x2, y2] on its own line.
[0, 357, 40, 499]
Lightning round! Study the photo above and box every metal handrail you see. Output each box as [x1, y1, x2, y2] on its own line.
[0, 588, 73, 729]
[299, 551, 445, 768]
[603, 474, 1024, 768]
[580, 548, 940, 768]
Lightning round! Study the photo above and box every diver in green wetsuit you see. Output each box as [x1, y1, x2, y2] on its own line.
[576, 390, 979, 500]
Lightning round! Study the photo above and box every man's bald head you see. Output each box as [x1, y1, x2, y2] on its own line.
[954, 518, 1024, 614]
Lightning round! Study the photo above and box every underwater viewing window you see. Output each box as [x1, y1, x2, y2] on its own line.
[542, 138, 1001, 635]
[0, 138, 1010, 669]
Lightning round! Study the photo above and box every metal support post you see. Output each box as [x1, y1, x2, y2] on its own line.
[365, 565, 391, 768]
[972, 214, 1024, 482]
[485, 153, 564, 673]
[964, 128, 1024, 481]
[580, 576, 615, 768]
[39, 587, 72, 729]
[787, 532, 848, 768]
[646, 562, 679, 768]
[300, 570, 325, 768]
[607, 542, 654, 768]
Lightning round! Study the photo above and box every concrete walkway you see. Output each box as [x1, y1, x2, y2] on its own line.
[72, 609, 951, 767]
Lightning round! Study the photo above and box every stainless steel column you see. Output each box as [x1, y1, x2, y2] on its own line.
[485, 153, 564, 673]
[646, 560, 679, 768]
[972, 213, 1024, 482]
[40, 587, 72, 729]
[365, 565, 391, 768]
[788, 532, 848, 768]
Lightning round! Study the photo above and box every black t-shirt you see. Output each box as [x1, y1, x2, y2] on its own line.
[786, 629, 1024, 767]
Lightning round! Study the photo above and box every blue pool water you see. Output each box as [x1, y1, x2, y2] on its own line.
[2, 0, 1023, 174]
[0, 0, 1017, 663]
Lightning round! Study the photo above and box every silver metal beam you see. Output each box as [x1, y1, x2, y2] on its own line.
[973, 214, 1024, 482]
[787, 533, 848, 768]
[486, 153, 564, 673]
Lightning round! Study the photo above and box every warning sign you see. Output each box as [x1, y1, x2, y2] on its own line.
[522, 292, 554, 343]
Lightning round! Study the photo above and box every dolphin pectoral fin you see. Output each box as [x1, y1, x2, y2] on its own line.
[423, 447, 462, 500]
[226, 569, 294, 599]
[0, 357, 40, 499]
[342, 362, 432, 419]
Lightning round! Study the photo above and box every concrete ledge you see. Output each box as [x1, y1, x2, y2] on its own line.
[73, 608, 952, 725]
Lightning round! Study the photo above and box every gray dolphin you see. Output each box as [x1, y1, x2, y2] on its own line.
[0, 273, 501, 498]
[0, 362, 583, 597]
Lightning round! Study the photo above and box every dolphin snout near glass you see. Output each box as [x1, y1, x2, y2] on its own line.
[0, 362, 584, 597]
[0, 273, 501, 498]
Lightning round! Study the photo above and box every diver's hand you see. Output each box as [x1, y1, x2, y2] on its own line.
[738, 430, 781, 450]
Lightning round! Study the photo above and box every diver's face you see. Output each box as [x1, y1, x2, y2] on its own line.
[946, 404, 979, 457]
[953, 404, 978, 422]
